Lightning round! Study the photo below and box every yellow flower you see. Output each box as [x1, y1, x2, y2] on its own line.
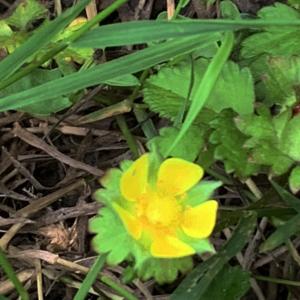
[113, 154, 218, 258]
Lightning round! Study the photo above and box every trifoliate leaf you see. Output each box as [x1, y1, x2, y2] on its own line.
[0, 69, 71, 116]
[289, 166, 300, 194]
[241, 3, 300, 58]
[148, 126, 205, 161]
[7, 0, 47, 30]
[280, 115, 300, 161]
[250, 55, 300, 107]
[137, 257, 193, 284]
[144, 59, 254, 120]
[209, 110, 260, 177]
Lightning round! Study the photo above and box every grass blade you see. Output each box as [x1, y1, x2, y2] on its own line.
[0, 0, 91, 82]
[260, 214, 300, 253]
[270, 180, 300, 213]
[0, 34, 220, 111]
[166, 32, 234, 156]
[171, 212, 256, 300]
[74, 254, 106, 300]
[73, 19, 300, 48]
[0, 247, 29, 300]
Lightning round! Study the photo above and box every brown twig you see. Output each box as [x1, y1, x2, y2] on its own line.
[13, 123, 103, 177]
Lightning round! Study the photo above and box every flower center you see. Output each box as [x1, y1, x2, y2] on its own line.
[137, 191, 182, 227]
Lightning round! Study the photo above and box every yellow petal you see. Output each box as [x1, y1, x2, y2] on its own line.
[182, 200, 218, 239]
[113, 204, 142, 240]
[151, 234, 195, 258]
[157, 158, 204, 196]
[120, 154, 149, 201]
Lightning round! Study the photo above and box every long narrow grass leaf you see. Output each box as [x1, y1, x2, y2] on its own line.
[0, 0, 91, 81]
[171, 212, 256, 299]
[0, 247, 29, 300]
[166, 32, 234, 156]
[74, 254, 106, 300]
[0, 34, 220, 111]
[73, 19, 300, 48]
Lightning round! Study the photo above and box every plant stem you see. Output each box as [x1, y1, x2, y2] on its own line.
[254, 275, 300, 287]
[116, 115, 140, 159]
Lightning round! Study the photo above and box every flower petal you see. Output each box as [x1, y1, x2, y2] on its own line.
[157, 158, 204, 196]
[182, 200, 218, 239]
[120, 154, 149, 201]
[113, 204, 142, 240]
[151, 234, 195, 258]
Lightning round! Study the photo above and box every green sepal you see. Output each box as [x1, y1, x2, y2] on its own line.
[137, 256, 193, 284]
[186, 181, 222, 206]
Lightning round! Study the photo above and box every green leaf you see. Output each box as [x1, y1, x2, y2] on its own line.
[137, 256, 193, 284]
[260, 213, 300, 252]
[148, 126, 205, 161]
[166, 32, 234, 155]
[0, 68, 71, 116]
[0, 21, 13, 42]
[205, 61, 254, 115]
[201, 265, 251, 300]
[90, 208, 132, 265]
[144, 59, 254, 118]
[241, 3, 300, 58]
[74, 254, 106, 300]
[210, 110, 260, 177]
[73, 18, 300, 49]
[289, 166, 300, 194]
[0, 0, 91, 81]
[250, 56, 300, 108]
[280, 115, 300, 161]
[171, 212, 256, 300]
[220, 0, 241, 19]
[235, 109, 294, 175]
[186, 180, 222, 206]
[6, 0, 47, 30]
[0, 34, 219, 112]
[270, 180, 300, 213]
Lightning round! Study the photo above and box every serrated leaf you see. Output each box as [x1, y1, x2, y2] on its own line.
[241, 3, 300, 58]
[209, 110, 260, 177]
[250, 56, 300, 107]
[201, 265, 250, 300]
[148, 126, 205, 161]
[137, 256, 193, 284]
[289, 166, 300, 194]
[7, 0, 47, 30]
[90, 208, 132, 265]
[236, 109, 294, 175]
[144, 59, 254, 121]
[0, 68, 71, 116]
